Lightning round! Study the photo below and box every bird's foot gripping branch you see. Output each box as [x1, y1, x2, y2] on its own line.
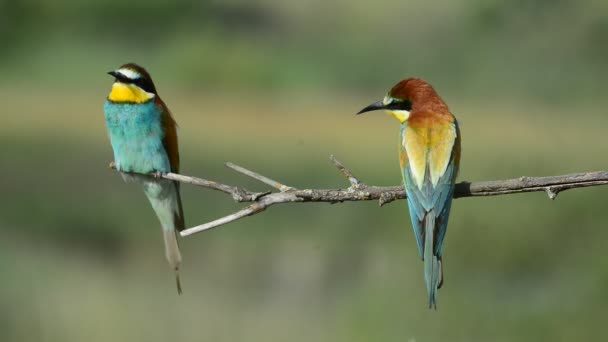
[110, 156, 608, 237]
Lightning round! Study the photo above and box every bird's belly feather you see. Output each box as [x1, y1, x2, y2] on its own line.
[104, 101, 170, 173]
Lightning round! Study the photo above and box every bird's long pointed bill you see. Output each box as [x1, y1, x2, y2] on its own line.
[356, 101, 386, 115]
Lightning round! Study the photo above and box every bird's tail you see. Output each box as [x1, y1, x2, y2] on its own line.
[424, 210, 442, 309]
[145, 179, 185, 294]
[163, 226, 183, 294]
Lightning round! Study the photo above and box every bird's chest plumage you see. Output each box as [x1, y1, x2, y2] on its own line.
[104, 100, 170, 173]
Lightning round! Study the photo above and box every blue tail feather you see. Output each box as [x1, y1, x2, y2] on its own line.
[143, 179, 184, 294]
[424, 210, 441, 309]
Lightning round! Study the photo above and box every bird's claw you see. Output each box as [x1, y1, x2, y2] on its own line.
[152, 170, 163, 179]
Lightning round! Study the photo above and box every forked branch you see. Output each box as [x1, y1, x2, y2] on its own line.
[110, 157, 608, 237]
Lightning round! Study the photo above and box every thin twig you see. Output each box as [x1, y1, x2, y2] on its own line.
[330, 154, 361, 187]
[226, 162, 294, 192]
[109, 157, 608, 237]
[181, 203, 263, 235]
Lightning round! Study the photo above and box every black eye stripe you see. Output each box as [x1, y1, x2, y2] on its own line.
[115, 73, 157, 94]
[386, 100, 412, 111]
[114, 73, 133, 84]
[136, 78, 156, 93]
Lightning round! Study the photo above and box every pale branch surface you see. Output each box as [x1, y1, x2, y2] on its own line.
[226, 162, 294, 192]
[109, 158, 608, 237]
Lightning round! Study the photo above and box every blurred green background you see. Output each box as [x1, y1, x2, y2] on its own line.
[2, 0, 608, 341]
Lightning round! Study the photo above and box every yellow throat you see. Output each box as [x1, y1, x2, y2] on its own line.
[386, 110, 410, 124]
[108, 83, 155, 103]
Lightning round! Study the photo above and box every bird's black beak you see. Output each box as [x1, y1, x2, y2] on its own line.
[356, 101, 387, 115]
[107, 70, 119, 78]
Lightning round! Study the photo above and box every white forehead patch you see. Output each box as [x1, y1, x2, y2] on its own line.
[116, 68, 141, 80]
[382, 95, 393, 105]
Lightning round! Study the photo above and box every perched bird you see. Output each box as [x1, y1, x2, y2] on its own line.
[357, 78, 460, 308]
[104, 63, 185, 293]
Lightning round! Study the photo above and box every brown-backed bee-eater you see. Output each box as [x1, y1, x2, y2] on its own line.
[104, 63, 185, 294]
[357, 78, 461, 309]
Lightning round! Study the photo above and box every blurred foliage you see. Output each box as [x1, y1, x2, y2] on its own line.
[1, 0, 608, 101]
[1, 1, 608, 341]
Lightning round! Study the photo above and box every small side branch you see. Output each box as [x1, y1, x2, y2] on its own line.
[109, 158, 608, 237]
[226, 162, 294, 192]
[330, 155, 361, 187]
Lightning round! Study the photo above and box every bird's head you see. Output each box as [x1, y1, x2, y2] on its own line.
[357, 78, 439, 123]
[107, 63, 157, 103]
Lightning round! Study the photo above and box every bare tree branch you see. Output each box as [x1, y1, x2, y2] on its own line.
[109, 161, 267, 202]
[110, 158, 608, 237]
[226, 162, 294, 192]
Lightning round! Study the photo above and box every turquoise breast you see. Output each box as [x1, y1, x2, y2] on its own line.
[104, 100, 171, 173]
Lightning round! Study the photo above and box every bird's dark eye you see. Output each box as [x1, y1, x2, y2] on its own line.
[114, 72, 156, 94]
[135, 78, 156, 93]
[386, 99, 412, 111]
[115, 74, 132, 84]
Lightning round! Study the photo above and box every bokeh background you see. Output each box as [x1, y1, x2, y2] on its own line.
[2, 0, 608, 341]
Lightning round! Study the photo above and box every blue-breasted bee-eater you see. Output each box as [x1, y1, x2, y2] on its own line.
[104, 63, 185, 293]
[357, 78, 461, 308]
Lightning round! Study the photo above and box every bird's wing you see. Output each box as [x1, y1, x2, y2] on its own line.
[402, 119, 459, 258]
[157, 98, 180, 173]
[434, 122, 460, 255]
[156, 97, 185, 231]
